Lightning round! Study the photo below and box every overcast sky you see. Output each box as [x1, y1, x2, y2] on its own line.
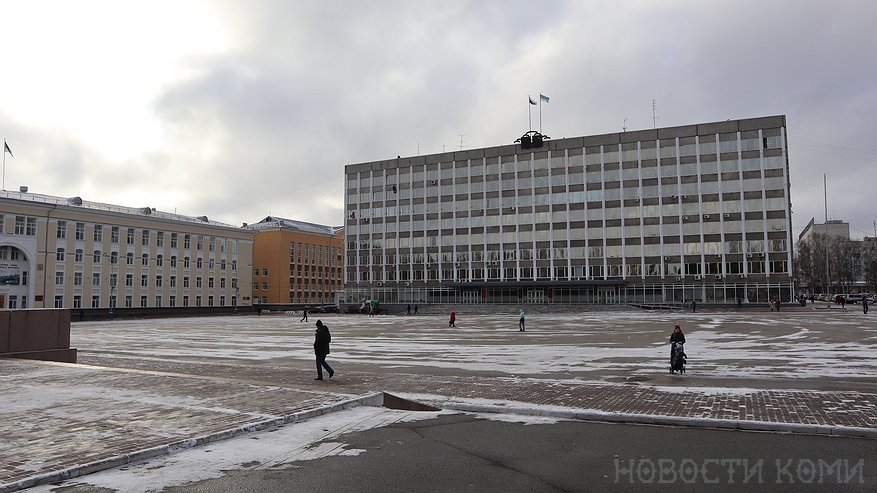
[1, 0, 875, 239]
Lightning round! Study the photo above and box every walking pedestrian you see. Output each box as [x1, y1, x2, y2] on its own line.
[313, 320, 334, 381]
[414, 304, 418, 315]
[407, 304, 411, 316]
[519, 309, 526, 331]
[864, 298, 869, 315]
[691, 300, 697, 313]
[300, 308, 308, 323]
[449, 311, 456, 327]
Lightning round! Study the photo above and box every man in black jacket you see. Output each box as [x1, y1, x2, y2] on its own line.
[313, 320, 334, 380]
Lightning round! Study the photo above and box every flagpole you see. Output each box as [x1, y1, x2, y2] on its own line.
[539, 99, 542, 134]
[2, 139, 6, 191]
[528, 96, 532, 131]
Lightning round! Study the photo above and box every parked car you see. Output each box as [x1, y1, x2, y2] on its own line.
[845, 294, 864, 304]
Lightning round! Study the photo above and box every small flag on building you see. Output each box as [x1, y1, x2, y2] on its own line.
[540, 94, 550, 103]
[3, 141, 11, 157]
[529, 96, 537, 105]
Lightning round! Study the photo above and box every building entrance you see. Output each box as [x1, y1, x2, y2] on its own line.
[462, 290, 480, 304]
[526, 289, 545, 304]
[597, 287, 618, 304]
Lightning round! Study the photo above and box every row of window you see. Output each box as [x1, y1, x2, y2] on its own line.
[348, 215, 788, 239]
[289, 242, 340, 266]
[53, 249, 237, 270]
[350, 239, 787, 263]
[3, 215, 240, 255]
[347, 132, 785, 188]
[349, 158, 786, 201]
[57, 272, 238, 289]
[62, 294, 236, 309]
[347, 220, 790, 249]
[348, 259, 790, 283]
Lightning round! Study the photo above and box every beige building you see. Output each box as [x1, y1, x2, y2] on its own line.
[0, 190, 254, 311]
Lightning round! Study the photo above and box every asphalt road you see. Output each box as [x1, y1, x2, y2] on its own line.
[144, 415, 876, 493]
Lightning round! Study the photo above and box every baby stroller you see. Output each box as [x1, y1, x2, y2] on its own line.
[670, 342, 687, 374]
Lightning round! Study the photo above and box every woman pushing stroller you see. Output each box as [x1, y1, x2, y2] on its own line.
[669, 324, 687, 373]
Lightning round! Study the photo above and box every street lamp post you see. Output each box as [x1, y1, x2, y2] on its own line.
[103, 252, 118, 319]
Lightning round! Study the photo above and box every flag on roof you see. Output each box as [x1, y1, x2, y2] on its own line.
[529, 96, 536, 105]
[3, 141, 11, 157]
[540, 94, 550, 103]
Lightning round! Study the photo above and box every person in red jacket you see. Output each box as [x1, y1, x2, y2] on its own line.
[449, 311, 456, 327]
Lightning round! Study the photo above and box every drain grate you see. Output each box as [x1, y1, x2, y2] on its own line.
[381, 392, 442, 411]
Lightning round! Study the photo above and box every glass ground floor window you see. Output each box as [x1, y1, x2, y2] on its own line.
[338, 281, 794, 306]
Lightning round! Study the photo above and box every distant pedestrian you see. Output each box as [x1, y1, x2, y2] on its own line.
[449, 311, 456, 327]
[519, 309, 526, 331]
[407, 304, 411, 316]
[300, 308, 308, 322]
[313, 320, 334, 381]
[864, 298, 869, 314]
[775, 298, 781, 312]
[691, 300, 697, 313]
[414, 304, 419, 315]
[737, 298, 742, 308]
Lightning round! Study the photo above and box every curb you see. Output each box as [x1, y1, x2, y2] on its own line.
[438, 401, 877, 439]
[0, 392, 384, 493]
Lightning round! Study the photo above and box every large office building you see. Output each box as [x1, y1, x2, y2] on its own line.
[248, 216, 344, 305]
[0, 189, 254, 311]
[343, 115, 793, 305]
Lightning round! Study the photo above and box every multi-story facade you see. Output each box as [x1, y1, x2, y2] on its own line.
[798, 218, 850, 243]
[248, 216, 344, 305]
[0, 190, 254, 310]
[343, 115, 794, 305]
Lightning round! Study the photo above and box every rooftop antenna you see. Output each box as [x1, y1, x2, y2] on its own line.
[623, 117, 628, 132]
[652, 99, 658, 129]
[459, 134, 465, 150]
[417, 142, 421, 156]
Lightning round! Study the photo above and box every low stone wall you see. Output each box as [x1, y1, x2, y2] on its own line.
[0, 309, 77, 363]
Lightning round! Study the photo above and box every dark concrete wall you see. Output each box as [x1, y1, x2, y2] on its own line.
[0, 309, 77, 363]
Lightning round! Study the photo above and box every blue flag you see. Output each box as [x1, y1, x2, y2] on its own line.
[540, 94, 550, 103]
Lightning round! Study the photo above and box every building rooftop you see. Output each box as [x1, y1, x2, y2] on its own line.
[0, 189, 240, 229]
[247, 216, 341, 236]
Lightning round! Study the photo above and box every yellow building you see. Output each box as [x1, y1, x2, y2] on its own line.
[0, 189, 254, 310]
[248, 216, 343, 305]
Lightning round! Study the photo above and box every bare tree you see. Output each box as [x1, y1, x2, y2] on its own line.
[831, 238, 857, 292]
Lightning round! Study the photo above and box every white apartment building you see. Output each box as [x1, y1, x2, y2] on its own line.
[343, 115, 794, 305]
[0, 190, 254, 311]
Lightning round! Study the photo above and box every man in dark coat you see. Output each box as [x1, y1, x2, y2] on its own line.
[313, 320, 334, 380]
